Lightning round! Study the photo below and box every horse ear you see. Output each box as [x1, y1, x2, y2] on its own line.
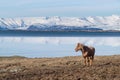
[78, 43, 83, 46]
[77, 43, 80, 46]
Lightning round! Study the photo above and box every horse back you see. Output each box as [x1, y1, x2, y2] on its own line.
[89, 47, 95, 56]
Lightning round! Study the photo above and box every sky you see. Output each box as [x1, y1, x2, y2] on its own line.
[0, 0, 120, 18]
[0, 37, 120, 57]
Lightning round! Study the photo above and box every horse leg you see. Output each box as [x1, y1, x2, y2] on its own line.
[86, 57, 89, 66]
[84, 57, 87, 66]
[90, 58, 92, 66]
[90, 56, 94, 66]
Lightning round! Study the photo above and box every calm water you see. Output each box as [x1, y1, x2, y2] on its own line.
[0, 30, 120, 37]
[0, 31, 120, 58]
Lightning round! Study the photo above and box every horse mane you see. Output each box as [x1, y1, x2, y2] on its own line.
[81, 44, 89, 53]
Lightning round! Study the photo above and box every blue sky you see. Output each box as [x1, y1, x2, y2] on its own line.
[0, 0, 120, 18]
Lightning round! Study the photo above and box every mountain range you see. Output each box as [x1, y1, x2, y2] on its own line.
[0, 15, 120, 31]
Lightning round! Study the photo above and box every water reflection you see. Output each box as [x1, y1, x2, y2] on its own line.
[0, 37, 120, 57]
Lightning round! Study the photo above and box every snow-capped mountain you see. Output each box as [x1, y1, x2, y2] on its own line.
[0, 15, 120, 31]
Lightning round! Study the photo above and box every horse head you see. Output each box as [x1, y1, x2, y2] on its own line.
[75, 43, 84, 52]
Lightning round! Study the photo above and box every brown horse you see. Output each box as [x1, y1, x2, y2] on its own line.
[75, 43, 95, 66]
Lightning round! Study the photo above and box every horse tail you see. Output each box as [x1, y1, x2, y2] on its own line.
[92, 47, 95, 60]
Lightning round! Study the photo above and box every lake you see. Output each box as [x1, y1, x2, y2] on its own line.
[0, 30, 120, 37]
[0, 31, 120, 58]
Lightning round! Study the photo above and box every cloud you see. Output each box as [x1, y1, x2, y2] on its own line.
[0, 37, 120, 47]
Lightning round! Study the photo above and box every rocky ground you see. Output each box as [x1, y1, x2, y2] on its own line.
[0, 55, 120, 80]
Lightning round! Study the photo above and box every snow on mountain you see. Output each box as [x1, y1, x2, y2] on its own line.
[0, 15, 120, 31]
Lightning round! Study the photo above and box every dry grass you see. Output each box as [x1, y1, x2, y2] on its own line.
[0, 55, 120, 80]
